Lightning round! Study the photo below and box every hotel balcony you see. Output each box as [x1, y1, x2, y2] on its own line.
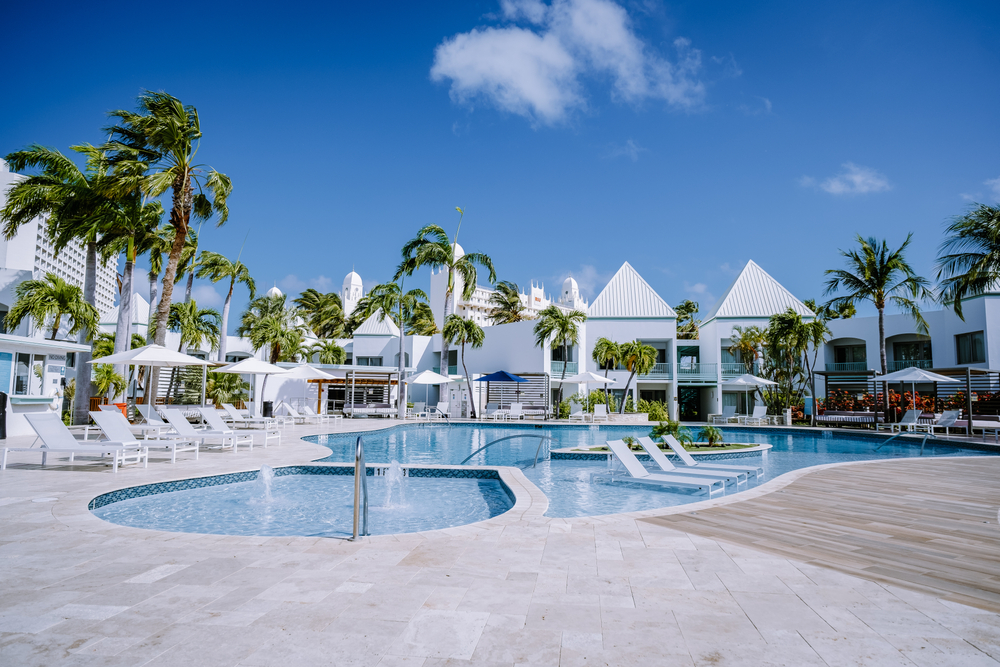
[677, 362, 718, 383]
[432, 366, 459, 375]
[639, 363, 673, 380]
[825, 362, 869, 372]
[887, 359, 933, 371]
[721, 362, 760, 378]
[550, 361, 579, 376]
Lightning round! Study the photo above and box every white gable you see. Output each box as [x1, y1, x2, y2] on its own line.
[588, 262, 676, 319]
[354, 310, 400, 337]
[703, 260, 814, 321]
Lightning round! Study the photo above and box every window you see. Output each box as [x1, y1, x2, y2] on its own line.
[356, 357, 382, 367]
[65, 352, 76, 368]
[834, 345, 867, 363]
[894, 341, 931, 361]
[956, 331, 985, 364]
[551, 346, 574, 362]
[639, 390, 666, 403]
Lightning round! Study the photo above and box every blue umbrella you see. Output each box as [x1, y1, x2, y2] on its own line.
[475, 370, 527, 405]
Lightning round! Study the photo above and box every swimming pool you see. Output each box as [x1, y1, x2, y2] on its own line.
[305, 423, 998, 518]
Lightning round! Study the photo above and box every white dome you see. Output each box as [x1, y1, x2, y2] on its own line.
[563, 275, 578, 294]
[452, 242, 464, 259]
[266, 285, 283, 298]
[344, 270, 362, 289]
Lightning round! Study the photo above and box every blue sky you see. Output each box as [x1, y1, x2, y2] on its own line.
[3, 0, 999, 328]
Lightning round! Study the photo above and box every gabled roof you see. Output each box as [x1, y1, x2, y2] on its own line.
[703, 260, 814, 321]
[588, 262, 676, 319]
[354, 310, 400, 336]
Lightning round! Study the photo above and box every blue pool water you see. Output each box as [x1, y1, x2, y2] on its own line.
[306, 424, 998, 518]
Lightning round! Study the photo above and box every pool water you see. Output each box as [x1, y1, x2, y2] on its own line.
[306, 424, 998, 518]
[91, 471, 513, 537]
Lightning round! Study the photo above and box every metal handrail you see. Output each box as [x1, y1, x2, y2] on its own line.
[458, 433, 554, 468]
[351, 436, 369, 540]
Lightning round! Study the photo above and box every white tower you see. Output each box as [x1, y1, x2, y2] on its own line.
[559, 275, 587, 310]
[342, 270, 363, 316]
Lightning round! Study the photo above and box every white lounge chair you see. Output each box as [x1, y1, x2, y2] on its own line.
[201, 408, 278, 448]
[406, 402, 426, 420]
[222, 403, 279, 430]
[430, 402, 450, 419]
[592, 404, 610, 423]
[879, 409, 932, 434]
[256, 403, 293, 427]
[2, 412, 147, 473]
[302, 405, 333, 424]
[931, 410, 961, 435]
[657, 435, 764, 481]
[91, 410, 198, 464]
[480, 403, 500, 420]
[637, 437, 747, 487]
[601, 439, 725, 497]
[162, 409, 252, 452]
[712, 405, 737, 424]
[569, 409, 592, 423]
[740, 406, 768, 425]
[281, 403, 321, 425]
[507, 403, 525, 421]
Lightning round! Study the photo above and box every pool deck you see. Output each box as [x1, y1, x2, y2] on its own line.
[1, 421, 998, 666]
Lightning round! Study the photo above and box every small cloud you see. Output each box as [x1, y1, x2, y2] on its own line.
[310, 275, 334, 292]
[800, 163, 890, 196]
[738, 96, 771, 115]
[552, 264, 611, 300]
[278, 274, 335, 295]
[718, 262, 739, 277]
[191, 284, 224, 308]
[986, 176, 1000, 201]
[711, 53, 742, 78]
[960, 192, 980, 202]
[605, 139, 647, 162]
[682, 280, 715, 308]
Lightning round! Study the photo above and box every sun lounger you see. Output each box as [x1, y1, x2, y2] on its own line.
[569, 410, 592, 423]
[259, 403, 293, 427]
[712, 405, 737, 424]
[201, 408, 278, 448]
[739, 406, 768, 425]
[506, 403, 525, 421]
[281, 403, 322, 424]
[601, 439, 725, 497]
[429, 402, 450, 419]
[91, 410, 198, 464]
[592, 404, 609, 423]
[662, 434, 765, 480]
[878, 409, 933, 434]
[931, 410, 961, 435]
[2, 412, 147, 472]
[636, 437, 747, 486]
[162, 409, 252, 452]
[302, 405, 334, 424]
[222, 403, 279, 430]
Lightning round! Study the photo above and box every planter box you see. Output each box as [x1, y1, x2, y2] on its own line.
[607, 413, 649, 423]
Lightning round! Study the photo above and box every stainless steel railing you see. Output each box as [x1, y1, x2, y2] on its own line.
[351, 436, 369, 540]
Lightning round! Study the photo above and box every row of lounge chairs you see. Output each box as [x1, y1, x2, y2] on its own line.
[711, 405, 770, 425]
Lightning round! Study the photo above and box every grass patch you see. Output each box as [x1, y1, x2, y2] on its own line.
[583, 443, 757, 453]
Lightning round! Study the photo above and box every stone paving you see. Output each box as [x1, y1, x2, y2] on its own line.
[0, 420, 998, 666]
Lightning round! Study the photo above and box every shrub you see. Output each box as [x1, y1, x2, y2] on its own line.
[557, 399, 571, 419]
[637, 399, 669, 421]
[650, 419, 693, 447]
[698, 425, 724, 446]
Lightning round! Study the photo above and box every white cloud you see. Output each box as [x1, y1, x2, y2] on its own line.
[986, 176, 1000, 201]
[431, 0, 706, 125]
[739, 96, 771, 115]
[800, 163, 890, 196]
[278, 274, 335, 295]
[683, 280, 715, 307]
[553, 264, 610, 300]
[606, 138, 646, 161]
[191, 284, 224, 308]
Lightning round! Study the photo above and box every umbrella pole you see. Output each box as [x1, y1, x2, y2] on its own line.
[201, 364, 207, 407]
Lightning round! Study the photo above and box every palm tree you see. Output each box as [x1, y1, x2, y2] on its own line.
[487, 281, 527, 324]
[2, 144, 114, 424]
[92, 364, 126, 402]
[196, 250, 256, 361]
[824, 234, 932, 374]
[804, 298, 855, 321]
[936, 204, 1000, 319]
[362, 281, 429, 418]
[443, 314, 485, 418]
[406, 302, 439, 336]
[237, 293, 302, 364]
[311, 339, 347, 365]
[103, 91, 232, 404]
[167, 300, 221, 353]
[802, 317, 831, 426]
[617, 341, 657, 413]
[591, 337, 621, 403]
[675, 300, 700, 339]
[145, 225, 173, 319]
[205, 372, 250, 406]
[92, 332, 147, 359]
[532, 305, 587, 410]
[6, 273, 99, 341]
[396, 208, 496, 379]
[765, 309, 808, 410]
[728, 325, 765, 374]
[293, 288, 345, 339]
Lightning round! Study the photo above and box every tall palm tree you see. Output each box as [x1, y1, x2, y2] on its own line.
[362, 281, 428, 418]
[237, 293, 302, 364]
[396, 208, 496, 378]
[675, 300, 700, 339]
[936, 204, 1000, 319]
[2, 144, 113, 423]
[824, 234, 932, 374]
[167, 300, 221, 353]
[406, 302, 439, 336]
[293, 288, 345, 339]
[591, 337, 621, 403]
[311, 339, 347, 365]
[145, 225, 173, 319]
[532, 305, 587, 410]
[617, 341, 657, 413]
[766, 309, 809, 410]
[6, 273, 99, 341]
[103, 91, 232, 405]
[487, 281, 527, 324]
[443, 314, 485, 418]
[728, 325, 765, 374]
[196, 250, 256, 361]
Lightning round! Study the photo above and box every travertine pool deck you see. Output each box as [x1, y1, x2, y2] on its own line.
[0, 421, 998, 666]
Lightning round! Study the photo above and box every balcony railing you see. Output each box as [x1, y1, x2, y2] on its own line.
[721, 362, 758, 377]
[551, 361, 578, 376]
[676, 362, 717, 382]
[887, 359, 933, 371]
[825, 362, 869, 372]
[432, 366, 459, 375]
[639, 363, 673, 379]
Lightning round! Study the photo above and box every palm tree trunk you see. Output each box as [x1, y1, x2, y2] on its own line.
[620, 371, 636, 414]
[218, 280, 233, 362]
[148, 270, 159, 329]
[112, 253, 135, 402]
[73, 241, 97, 425]
[184, 271, 194, 304]
[558, 341, 568, 410]
[461, 343, 476, 419]
[441, 282, 452, 377]
[878, 307, 887, 375]
[50, 314, 61, 340]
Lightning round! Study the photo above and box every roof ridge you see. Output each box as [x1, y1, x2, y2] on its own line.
[588, 262, 676, 319]
[704, 260, 814, 321]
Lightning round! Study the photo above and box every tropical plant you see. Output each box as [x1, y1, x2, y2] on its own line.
[487, 280, 527, 324]
[804, 298, 855, 321]
[937, 204, 1000, 319]
[443, 314, 485, 418]
[591, 337, 621, 403]
[765, 309, 808, 410]
[728, 325, 765, 374]
[103, 91, 232, 405]
[293, 288, 345, 339]
[650, 420, 694, 447]
[196, 250, 256, 361]
[406, 302, 439, 336]
[204, 371, 249, 406]
[616, 340, 657, 414]
[167, 300, 221, 353]
[5, 273, 99, 341]
[698, 425, 724, 447]
[92, 332, 147, 359]
[396, 208, 497, 380]
[236, 293, 302, 364]
[570, 389, 618, 413]
[311, 339, 347, 365]
[637, 399, 669, 421]
[675, 300, 700, 339]
[92, 364, 126, 400]
[824, 234, 932, 374]
[532, 305, 587, 410]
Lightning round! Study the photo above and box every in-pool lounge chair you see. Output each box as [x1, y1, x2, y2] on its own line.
[712, 405, 737, 424]
[2, 412, 147, 472]
[201, 408, 278, 448]
[592, 404, 610, 423]
[636, 437, 747, 487]
[602, 439, 725, 497]
[878, 409, 933, 434]
[658, 435, 765, 481]
[91, 410, 198, 464]
[162, 409, 252, 452]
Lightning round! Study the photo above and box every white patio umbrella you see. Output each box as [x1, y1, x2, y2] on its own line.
[279, 364, 338, 415]
[405, 369, 455, 404]
[551, 371, 619, 385]
[215, 358, 289, 414]
[90, 344, 212, 407]
[876, 367, 959, 410]
[725, 373, 777, 414]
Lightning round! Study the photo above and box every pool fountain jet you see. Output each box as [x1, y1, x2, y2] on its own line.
[384, 460, 406, 508]
[257, 465, 275, 502]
